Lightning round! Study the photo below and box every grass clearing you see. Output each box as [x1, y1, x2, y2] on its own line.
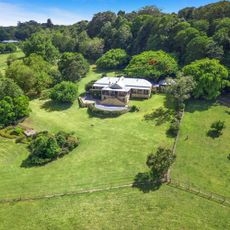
[172, 100, 230, 196]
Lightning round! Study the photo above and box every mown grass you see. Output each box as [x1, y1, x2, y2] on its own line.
[0, 186, 229, 230]
[0, 66, 229, 229]
[172, 100, 230, 196]
[0, 50, 24, 74]
[0, 67, 173, 199]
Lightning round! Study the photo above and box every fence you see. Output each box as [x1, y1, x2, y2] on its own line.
[167, 179, 230, 207]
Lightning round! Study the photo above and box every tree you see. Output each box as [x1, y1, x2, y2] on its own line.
[138, 6, 161, 16]
[50, 81, 78, 103]
[22, 32, 59, 63]
[0, 95, 30, 127]
[96, 49, 129, 69]
[58, 52, 89, 82]
[6, 54, 52, 95]
[0, 77, 23, 99]
[146, 147, 176, 180]
[79, 36, 104, 60]
[29, 133, 61, 159]
[185, 36, 223, 64]
[125, 50, 178, 80]
[87, 11, 117, 37]
[166, 74, 196, 108]
[183, 58, 228, 99]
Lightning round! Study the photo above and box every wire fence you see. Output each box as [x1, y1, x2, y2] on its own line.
[167, 179, 230, 207]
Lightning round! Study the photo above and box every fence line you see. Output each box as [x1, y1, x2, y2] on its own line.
[167, 179, 230, 207]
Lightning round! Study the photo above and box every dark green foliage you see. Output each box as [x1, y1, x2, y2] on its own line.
[165, 75, 196, 108]
[207, 120, 226, 138]
[125, 51, 178, 80]
[146, 146, 176, 179]
[129, 105, 140, 112]
[6, 54, 52, 95]
[50, 81, 78, 103]
[22, 32, 59, 63]
[58, 52, 90, 82]
[0, 77, 23, 99]
[25, 131, 79, 166]
[0, 95, 30, 127]
[183, 58, 229, 99]
[85, 80, 97, 92]
[0, 43, 17, 54]
[167, 118, 180, 137]
[96, 49, 129, 70]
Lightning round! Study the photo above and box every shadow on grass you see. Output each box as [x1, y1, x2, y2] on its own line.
[41, 100, 72, 112]
[207, 130, 222, 139]
[132, 172, 162, 193]
[185, 99, 216, 113]
[20, 156, 53, 168]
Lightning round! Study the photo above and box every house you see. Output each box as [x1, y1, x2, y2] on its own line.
[91, 77, 152, 106]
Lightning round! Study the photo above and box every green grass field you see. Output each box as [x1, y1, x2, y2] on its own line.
[0, 65, 229, 229]
[0, 67, 173, 199]
[0, 50, 24, 74]
[0, 186, 229, 230]
[172, 100, 230, 196]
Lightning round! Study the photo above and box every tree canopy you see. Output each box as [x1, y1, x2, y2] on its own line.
[50, 81, 78, 103]
[183, 58, 229, 99]
[125, 51, 178, 80]
[58, 52, 90, 82]
[96, 48, 129, 69]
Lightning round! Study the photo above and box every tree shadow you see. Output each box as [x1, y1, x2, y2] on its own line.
[225, 110, 230, 115]
[185, 99, 216, 113]
[41, 100, 72, 112]
[207, 130, 222, 139]
[132, 172, 162, 193]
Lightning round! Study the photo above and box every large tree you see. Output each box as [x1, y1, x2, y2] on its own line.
[125, 50, 178, 80]
[183, 58, 228, 99]
[6, 54, 52, 95]
[96, 49, 129, 70]
[50, 81, 78, 103]
[58, 52, 89, 82]
[0, 77, 23, 99]
[22, 32, 59, 63]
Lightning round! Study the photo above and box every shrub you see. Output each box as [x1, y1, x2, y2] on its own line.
[50, 81, 78, 103]
[207, 120, 225, 138]
[129, 105, 140, 112]
[85, 80, 97, 92]
[167, 118, 180, 137]
[23, 131, 79, 166]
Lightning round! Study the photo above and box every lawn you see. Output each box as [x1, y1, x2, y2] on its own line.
[0, 67, 173, 199]
[0, 50, 24, 74]
[0, 67, 229, 229]
[0, 186, 229, 230]
[172, 100, 230, 196]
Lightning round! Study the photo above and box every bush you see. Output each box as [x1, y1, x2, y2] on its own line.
[207, 120, 225, 138]
[50, 81, 78, 103]
[23, 131, 79, 166]
[85, 80, 97, 92]
[129, 105, 140, 112]
[96, 49, 129, 70]
[167, 118, 180, 137]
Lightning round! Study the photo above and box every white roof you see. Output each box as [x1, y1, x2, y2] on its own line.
[94, 77, 152, 90]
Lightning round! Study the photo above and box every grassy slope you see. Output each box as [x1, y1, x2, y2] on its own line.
[0, 50, 24, 74]
[172, 100, 230, 196]
[0, 186, 229, 230]
[0, 67, 172, 199]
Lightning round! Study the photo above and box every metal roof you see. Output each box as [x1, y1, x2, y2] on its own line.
[93, 77, 152, 90]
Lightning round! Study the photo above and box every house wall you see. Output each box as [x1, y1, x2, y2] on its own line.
[130, 89, 151, 99]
